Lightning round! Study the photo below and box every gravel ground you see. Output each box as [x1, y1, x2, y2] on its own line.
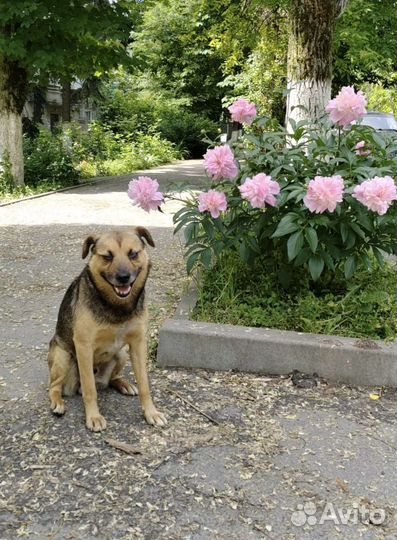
[1, 161, 397, 540]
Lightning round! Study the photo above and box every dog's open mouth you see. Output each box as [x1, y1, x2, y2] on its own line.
[113, 284, 132, 298]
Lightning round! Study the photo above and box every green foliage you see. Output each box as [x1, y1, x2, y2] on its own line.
[194, 254, 397, 340]
[131, 0, 224, 119]
[0, 1, 135, 83]
[334, 0, 397, 88]
[64, 122, 121, 162]
[73, 129, 182, 178]
[360, 83, 397, 116]
[174, 114, 397, 283]
[0, 151, 15, 192]
[98, 73, 161, 135]
[157, 110, 219, 158]
[220, 25, 288, 123]
[97, 70, 219, 158]
[127, 0, 397, 131]
[23, 129, 79, 188]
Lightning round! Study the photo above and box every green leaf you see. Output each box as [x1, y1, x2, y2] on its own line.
[360, 252, 372, 271]
[184, 221, 199, 244]
[294, 247, 311, 266]
[372, 132, 386, 149]
[239, 241, 251, 263]
[202, 219, 215, 240]
[357, 212, 373, 232]
[200, 247, 212, 269]
[305, 228, 318, 253]
[173, 207, 191, 222]
[271, 213, 299, 238]
[345, 229, 356, 249]
[287, 231, 304, 261]
[174, 216, 194, 235]
[322, 252, 335, 271]
[340, 222, 348, 243]
[372, 246, 385, 267]
[293, 127, 305, 141]
[344, 255, 357, 279]
[186, 251, 201, 274]
[350, 223, 366, 239]
[308, 255, 324, 281]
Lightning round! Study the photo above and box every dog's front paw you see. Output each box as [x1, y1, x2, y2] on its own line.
[144, 408, 167, 427]
[50, 398, 65, 415]
[86, 414, 107, 432]
[110, 378, 138, 396]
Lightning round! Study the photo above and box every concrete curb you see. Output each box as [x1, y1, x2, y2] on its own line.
[0, 176, 117, 208]
[157, 287, 397, 386]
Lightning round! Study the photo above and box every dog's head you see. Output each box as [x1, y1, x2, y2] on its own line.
[82, 228, 154, 301]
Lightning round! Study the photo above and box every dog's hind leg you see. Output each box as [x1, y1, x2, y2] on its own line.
[48, 341, 74, 415]
[109, 347, 138, 396]
[63, 361, 79, 396]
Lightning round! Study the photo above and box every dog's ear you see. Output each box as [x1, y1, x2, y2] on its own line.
[136, 227, 155, 248]
[82, 235, 97, 259]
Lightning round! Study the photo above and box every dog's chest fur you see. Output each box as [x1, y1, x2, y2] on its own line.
[93, 322, 134, 363]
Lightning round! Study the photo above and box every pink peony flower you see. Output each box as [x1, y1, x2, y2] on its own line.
[352, 176, 397, 215]
[354, 140, 371, 157]
[127, 176, 164, 212]
[198, 190, 227, 219]
[203, 145, 238, 181]
[303, 175, 345, 214]
[239, 173, 280, 208]
[325, 86, 367, 127]
[228, 98, 257, 125]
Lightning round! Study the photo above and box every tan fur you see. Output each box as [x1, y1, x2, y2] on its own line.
[48, 228, 166, 432]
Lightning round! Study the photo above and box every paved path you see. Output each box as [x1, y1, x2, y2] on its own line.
[0, 159, 205, 226]
[1, 160, 397, 540]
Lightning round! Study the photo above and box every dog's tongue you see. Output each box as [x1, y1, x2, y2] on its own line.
[115, 285, 131, 296]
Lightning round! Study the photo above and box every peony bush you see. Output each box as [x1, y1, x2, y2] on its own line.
[128, 89, 397, 283]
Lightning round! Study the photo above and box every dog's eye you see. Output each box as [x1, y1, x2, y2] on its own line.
[128, 250, 139, 260]
[102, 252, 114, 262]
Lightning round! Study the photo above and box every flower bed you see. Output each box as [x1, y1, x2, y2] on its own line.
[128, 88, 397, 339]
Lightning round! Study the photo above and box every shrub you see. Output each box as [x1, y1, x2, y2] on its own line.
[63, 121, 121, 162]
[98, 74, 219, 158]
[0, 151, 15, 193]
[77, 132, 182, 178]
[157, 110, 219, 158]
[23, 129, 79, 187]
[360, 83, 397, 116]
[173, 113, 397, 282]
[129, 90, 397, 284]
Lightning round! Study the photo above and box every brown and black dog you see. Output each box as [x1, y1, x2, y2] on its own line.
[48, 228, 166, 432]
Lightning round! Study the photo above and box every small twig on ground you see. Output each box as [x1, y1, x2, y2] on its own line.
[150, 431, 217, 471]
[27, 464, 55, 470]
[365, 432, 397, 452]
[167, 389, 220, 425]
[105, 438, 142, 455]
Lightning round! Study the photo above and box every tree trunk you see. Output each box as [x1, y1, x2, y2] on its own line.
[0, 56, 28, 187]
[285, 0, 348, 127]
[62, 81, 71, 122]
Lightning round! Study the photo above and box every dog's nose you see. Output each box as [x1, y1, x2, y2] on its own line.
[115, 271, 131, 284]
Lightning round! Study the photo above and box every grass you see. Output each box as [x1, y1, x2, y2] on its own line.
[193, 255, 397, 341]
[0, 181, 73, 204]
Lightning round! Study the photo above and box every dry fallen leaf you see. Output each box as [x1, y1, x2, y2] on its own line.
[336, 477, 349, 493]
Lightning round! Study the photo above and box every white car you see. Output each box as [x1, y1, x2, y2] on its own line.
[358, 112, 397, 133]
